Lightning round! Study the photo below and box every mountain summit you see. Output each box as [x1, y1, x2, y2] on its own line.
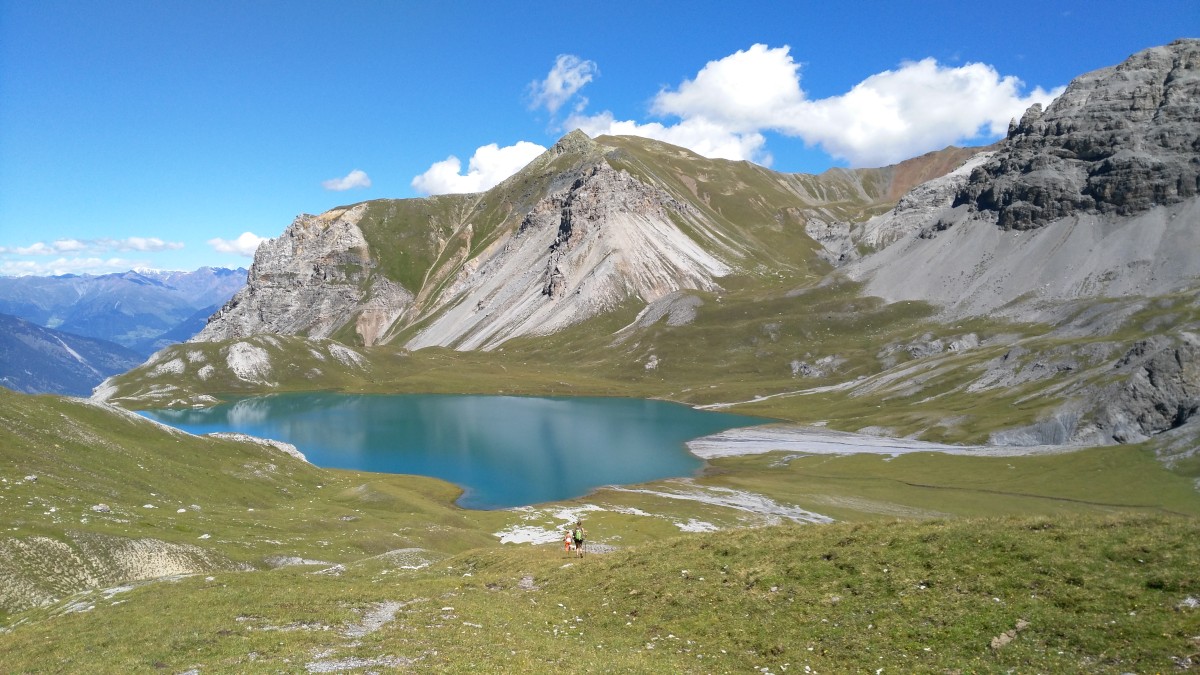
[196, 132, 975, 350]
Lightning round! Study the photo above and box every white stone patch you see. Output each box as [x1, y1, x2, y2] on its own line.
[496, 504, 607, 544]
[326, 343, 365, 368]
[496, 525, 565, 545]
[185, 350, 206, 363]
[196, 364, 215, 381]
[687, 425, 1081, 459]
[676, 518, 720, 532]
[610, 483, 833, 524]
[224, 342, 272, 382]
[208, 432, 309, 463]
[149, 358, 185, 377]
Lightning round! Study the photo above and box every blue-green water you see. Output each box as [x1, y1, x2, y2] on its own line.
[141, 393, 768, 509]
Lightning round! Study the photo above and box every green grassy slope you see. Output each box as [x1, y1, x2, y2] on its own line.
[101, 277, 1200, 455]
[2, 514, 1196, 673]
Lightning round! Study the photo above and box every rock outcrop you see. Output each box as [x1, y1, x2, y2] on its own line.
[1089, 336, 1200, 443]
[407, 162, 730, 350]
[847, 40, 1200, 322]
[954, 39, 1200, 230]
[193, 205, 413, 346]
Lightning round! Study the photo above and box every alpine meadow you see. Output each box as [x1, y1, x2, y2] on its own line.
[2, 35, 1200, 674]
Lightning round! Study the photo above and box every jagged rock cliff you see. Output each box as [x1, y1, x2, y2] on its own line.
[955, 39, 1200, 230]
[407, 162, 729, 350]
[194, 205, 412, 346]
[848, 39, 1200, 321]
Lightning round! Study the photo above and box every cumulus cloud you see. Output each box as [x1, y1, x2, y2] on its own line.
[529, 54, 598, 115]
[566, 111, 770, 164]
[207, 232, 268, 256]
[322, 169, 372, 191]
[570, 43, 1063, 167]
[411, 141, 547, 195]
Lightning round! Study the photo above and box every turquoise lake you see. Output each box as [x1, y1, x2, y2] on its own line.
[141, 393, 768, 509]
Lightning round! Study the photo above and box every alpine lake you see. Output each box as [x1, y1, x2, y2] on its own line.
[141, 393, 769, 509]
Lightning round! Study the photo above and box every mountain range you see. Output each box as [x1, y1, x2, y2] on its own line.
[0, 313, 144, 396]
[0, 267, 246, 395]
[2, 39, 1198, 671]
[0, 267, 246, 357]
[102, 39, 1200, 461]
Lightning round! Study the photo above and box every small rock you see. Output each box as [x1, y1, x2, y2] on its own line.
[24, 475, 36, 483]
[142, 504, 155, 509]
[91, 504, 111, 513]
[177, 508, 187, 513]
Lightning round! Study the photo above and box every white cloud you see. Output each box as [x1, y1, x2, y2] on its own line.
[411, 141, 547, 195]
[776, 58, 1063, 166]
[0, 257, 138, 277]
[6, 237, 181, 256]
[651, 44, 805, 132]
[207, 232, 268, 256]
[566, 44, 1063, 167]
[567, 111, 770, 165]
[529, 54, 598, 115]
[110, 236, 185, 252]
[322, 169, 372, 191]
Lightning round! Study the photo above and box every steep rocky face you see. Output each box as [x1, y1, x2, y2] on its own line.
[407, 162, 729, 350]
[1090, 336, 1200, 443]
[858, 150, 995, 250]
[848, 41, 1200, 322]
[954, 39, 1200, 230]
[193, 205, 412, 345]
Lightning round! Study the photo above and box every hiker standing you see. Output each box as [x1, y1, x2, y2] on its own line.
[563, 529, 573, 555]
[572, 521, 586, 558]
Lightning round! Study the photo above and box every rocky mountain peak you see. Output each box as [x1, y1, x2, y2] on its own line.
[552, 129, 596, 156]
[954, 38, 1200, 230]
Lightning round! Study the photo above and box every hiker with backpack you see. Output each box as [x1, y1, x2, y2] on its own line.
[571, 521, 586, 558]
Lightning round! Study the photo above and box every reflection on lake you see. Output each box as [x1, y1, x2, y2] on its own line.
[142, 393, 768, 509]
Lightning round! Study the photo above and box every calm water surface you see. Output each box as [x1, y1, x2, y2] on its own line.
[142, 393, 768, 509]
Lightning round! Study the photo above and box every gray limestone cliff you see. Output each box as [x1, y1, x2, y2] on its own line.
[406, 161, 730, 350]
[193, 204, 412, 346]
[954, 39, 1200, 230]
[848, 40, 1200, 321]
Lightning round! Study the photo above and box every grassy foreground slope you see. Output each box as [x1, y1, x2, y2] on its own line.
[2, 515, 1197, 673]
[3, 386, 1199, 672]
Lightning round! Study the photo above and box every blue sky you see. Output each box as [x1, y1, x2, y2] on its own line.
[0, 1, 1193, 275]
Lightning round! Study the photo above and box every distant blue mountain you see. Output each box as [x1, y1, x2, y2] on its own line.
[0, 267, 246, 358]
[0, 313, 144, 396]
